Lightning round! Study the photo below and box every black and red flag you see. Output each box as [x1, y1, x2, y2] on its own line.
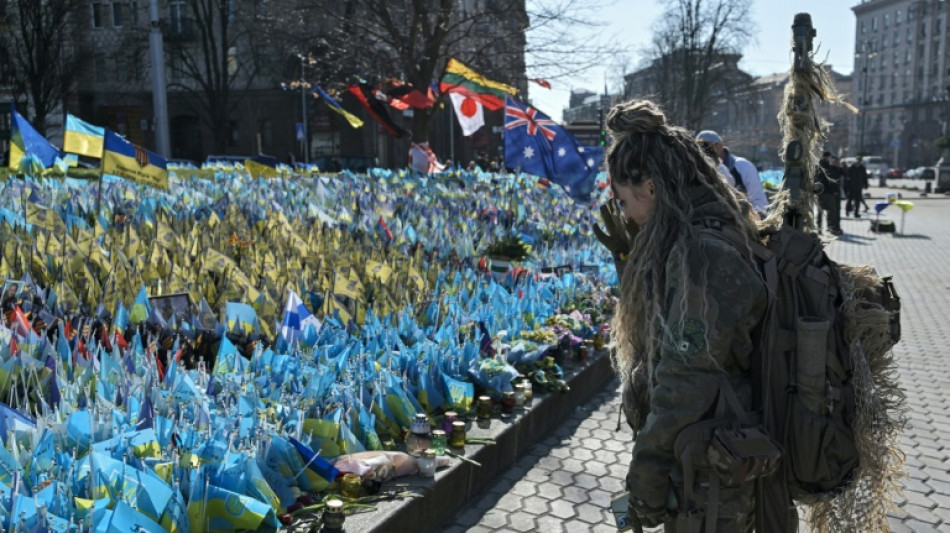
[346, 83, 410, 138]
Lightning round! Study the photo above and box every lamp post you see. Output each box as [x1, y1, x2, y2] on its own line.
[298, 54, 309, 164]
[858, 40, 877, 155]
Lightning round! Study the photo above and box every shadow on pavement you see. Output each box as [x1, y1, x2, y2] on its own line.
[892, 233, 932, 240]
[835, 234, 874, 245]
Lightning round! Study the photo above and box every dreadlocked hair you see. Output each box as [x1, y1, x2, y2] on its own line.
[607, 99, 765, 404]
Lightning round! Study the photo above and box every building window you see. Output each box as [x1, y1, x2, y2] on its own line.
[229, 120, 239, 147]
[91, 1, 106, 28]
[169, 54, 182, 80]
[113, 2, 125, 26]
[894, 50, 899, 66]
[872, 17, 877, 31]
[115, 56, 129, 82]
[896, 9, 901, 25]
[170, 0, 186, 28]
[95, 55, 106, 82]
[259, 119, 273, 147]
[862, 21, 866, 34]
[884, 14, 889, 29]
[883, 35, 889, 48]
[935, 18, 942, 35]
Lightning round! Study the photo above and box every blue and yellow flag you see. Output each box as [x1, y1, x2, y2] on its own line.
[244, 154, 280, 178]
[8, 107, 59, 169]
[102, 129, 169, 189]
[64, 113, 105, 158]
[312, 84, 364, 129]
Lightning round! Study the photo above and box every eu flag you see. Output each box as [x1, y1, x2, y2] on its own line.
[503, 96, 596, 200]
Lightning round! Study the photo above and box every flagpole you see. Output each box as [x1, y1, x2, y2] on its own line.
[449, 101, 455, 164]
[95, 132, 106, 222]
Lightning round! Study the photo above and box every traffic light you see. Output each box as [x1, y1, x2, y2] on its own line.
[598, 107, 606, 147]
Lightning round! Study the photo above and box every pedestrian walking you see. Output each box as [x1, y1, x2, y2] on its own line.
[594, 99, 796, 532]
[695, 130, 769, 217]
[845, 157, 869, 217]
[815, 151, 843, 235]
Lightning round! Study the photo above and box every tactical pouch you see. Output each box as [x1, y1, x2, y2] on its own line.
[880, 275, 901, 344]
[707, 425, 782, 486]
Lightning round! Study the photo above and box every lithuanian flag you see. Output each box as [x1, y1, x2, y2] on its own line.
[439, 58, 518, 111]
[101, 129, 169, 189]
[63, 113, 105, 158]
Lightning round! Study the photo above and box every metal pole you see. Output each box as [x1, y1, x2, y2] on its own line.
[449, 102, 455, 164]
[148, 0, 171, 157]
[300, 57, 309, 164]
[860, 41, 869, 155]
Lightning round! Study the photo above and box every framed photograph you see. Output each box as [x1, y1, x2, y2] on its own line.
[148, 293, 192, 326]
[1, 280, 27, 302]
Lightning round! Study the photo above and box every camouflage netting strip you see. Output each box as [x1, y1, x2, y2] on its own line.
[803, 264, 907, 533]
[777, 48, 856, 233]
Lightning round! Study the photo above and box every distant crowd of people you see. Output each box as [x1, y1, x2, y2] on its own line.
[815, 152, 871, 235]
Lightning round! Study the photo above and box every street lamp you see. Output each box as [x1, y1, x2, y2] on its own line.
[857, 40, 878, 155]
[297, 53, 310, 164]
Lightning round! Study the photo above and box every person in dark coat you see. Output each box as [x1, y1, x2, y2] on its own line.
[845, 158, 869, 217]
[815, 152, 843, 235]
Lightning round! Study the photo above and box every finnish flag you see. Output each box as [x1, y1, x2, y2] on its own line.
[280, 290, 322, 351]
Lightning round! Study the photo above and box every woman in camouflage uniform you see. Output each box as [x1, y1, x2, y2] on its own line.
[596, 100, 796, 531]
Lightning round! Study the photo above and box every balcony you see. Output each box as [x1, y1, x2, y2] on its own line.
[165, 17, 196, 42]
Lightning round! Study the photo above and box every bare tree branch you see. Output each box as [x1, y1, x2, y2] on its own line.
[0, 0, 90, 135]
[634, 0, 755, 130]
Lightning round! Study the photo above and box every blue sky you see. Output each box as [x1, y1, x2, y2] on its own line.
[529, 1, 859, 122]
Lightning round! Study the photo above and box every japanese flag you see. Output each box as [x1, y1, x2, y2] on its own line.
[449, 92, 484, 136]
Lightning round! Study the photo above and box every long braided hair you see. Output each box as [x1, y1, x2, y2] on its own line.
[607, 100, 765, 403]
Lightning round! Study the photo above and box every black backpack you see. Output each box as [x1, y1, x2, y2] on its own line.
[677, 219, 903, 530]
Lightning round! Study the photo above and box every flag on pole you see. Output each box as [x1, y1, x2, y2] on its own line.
[503, 96, 596, 201]
[439, 58, 518, 111]
[278, 290, 321, 351]
[102, 130, 169, 189]
[408, 142, 444, 174]
[311, 84, 364, 129]
[449, 93, 484, 136]
[244, 155, 280, 178]
[63, 113, 105, 158]
[8, 107, 59, 169]
[530, 78, 553, 89]
[346, 83, 410, 138]
[382, 83, 434, 110]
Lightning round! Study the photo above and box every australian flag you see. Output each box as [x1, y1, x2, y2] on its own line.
[504, 96, 599, 201]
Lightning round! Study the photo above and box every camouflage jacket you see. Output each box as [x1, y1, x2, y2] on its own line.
[626, 185, 768, 509]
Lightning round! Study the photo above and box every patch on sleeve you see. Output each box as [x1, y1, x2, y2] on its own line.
[672, 318, 706, 358]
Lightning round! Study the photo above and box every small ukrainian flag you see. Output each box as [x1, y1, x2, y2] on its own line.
[102, 129, 169, 189]
[64, 113, 105, 158]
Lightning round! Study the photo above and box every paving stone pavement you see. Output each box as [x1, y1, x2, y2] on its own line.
[444, 191, 950, 532]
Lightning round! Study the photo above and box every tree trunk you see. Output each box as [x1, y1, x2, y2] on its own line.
[411, 109, 436, 144]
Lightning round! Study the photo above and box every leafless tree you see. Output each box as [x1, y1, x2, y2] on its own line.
[639, 0, 754, 130]
[164, 0, 296, 153]
[0, 0, 90, 135]
[299, 0, 615, 143]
